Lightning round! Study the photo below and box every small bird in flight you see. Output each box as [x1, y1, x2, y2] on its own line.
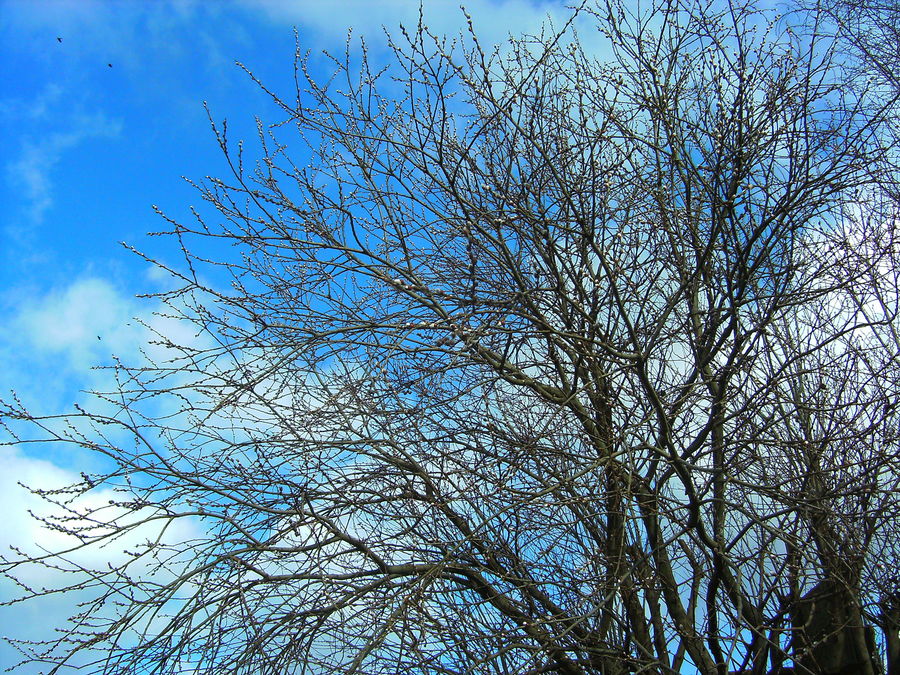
[107, 63, 112, 68]
[57, 37, 62, 42]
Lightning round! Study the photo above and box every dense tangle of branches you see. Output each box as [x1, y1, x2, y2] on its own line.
[3, 1, 900, 673]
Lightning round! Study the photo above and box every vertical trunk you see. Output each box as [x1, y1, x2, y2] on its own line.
[791, 579, 877, 675]
[881, 593, 900, 675]
[886, 629, 900, 675]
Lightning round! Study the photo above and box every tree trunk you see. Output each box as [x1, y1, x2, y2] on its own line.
[791, 580, 877, 675]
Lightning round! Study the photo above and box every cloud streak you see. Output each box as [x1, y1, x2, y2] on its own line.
[242, 0, 583, 51]
[5, 109, 121, 228]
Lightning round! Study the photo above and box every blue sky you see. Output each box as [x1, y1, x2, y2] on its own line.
[0, 1, 579, 671]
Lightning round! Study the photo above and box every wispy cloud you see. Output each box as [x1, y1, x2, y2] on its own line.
[0, 83, 64, 122]
[242, 0, 576, 48]
[5, 107, 121, 229]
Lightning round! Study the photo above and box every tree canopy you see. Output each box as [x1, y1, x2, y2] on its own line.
[3, 1, 900, 673]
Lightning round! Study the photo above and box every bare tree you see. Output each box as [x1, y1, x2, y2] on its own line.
[797, 0, 900, 206]
[3, 1, 900, 673]
[809, 0, 900, 90]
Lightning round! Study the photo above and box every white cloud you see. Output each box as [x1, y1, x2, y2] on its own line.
[0, 442, 205, 672]
[0, 269, 253, 671]
[0, 275, 217, 567]
[14, 277, 142, 372]
[0, 445, 76, 553]
[11, 273, 219, 373]
[0, 443, 199, 580]
[0, 274, 219, 664]
[0, 274, 219, 426]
